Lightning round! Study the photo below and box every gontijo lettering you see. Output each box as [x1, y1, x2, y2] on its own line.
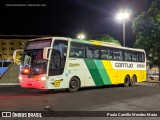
[115, 63, 133, 68]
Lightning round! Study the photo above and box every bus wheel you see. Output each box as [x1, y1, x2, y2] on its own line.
[124, 76, 130, 87]
[68, 77, 80, 92]
[130, 75, 137, 86]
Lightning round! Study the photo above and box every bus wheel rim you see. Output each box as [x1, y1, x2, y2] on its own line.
[71, 81, 77, 89]
[132, 76, 136, 84]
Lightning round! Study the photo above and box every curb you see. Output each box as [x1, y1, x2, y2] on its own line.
[136, 82, 159, 86]
[0, 83, 19, 85]
[144, 81, 160, 83]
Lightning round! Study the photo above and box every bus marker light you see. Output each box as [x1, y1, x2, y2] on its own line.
[34, 75, 38, 78]
[40, 77, 46, 81]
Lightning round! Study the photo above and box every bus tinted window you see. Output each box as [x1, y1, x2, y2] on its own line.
[132, 52, 138, 62]
[101, 48, 109, 59]
[138, 52, 145, 62]
[125, 51, 131, 61]
[49, 40, 68, 76]
[109, 49, 113, 60]
[86, 46, 100, 59]
[114, 49, 123, 61]
[26, 39, 51, 50]
[69, 42, 85, 58]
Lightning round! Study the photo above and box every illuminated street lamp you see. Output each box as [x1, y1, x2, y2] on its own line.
[117, 11, 130, 47]
[77, 34, 85, 40]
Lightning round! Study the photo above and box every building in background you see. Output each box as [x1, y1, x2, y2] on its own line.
[0, 35, 51, 60]
[0, 39, 28, 60]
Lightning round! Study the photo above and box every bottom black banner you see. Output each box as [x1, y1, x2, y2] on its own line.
[0, 111, 160, 117]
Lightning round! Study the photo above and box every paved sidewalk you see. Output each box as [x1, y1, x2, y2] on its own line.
[145, 79, 160, 83]
[136, 79, 160, 86]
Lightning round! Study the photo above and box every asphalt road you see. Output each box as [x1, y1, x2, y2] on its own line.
[0, 83, 160, 119]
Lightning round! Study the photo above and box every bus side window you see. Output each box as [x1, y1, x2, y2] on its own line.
[69, 42, 85, 58]
[109, 49, 113, 60]
[101, 49, 109, 59]
[86, 46, 93, 58]
[132, 52, 138, 62]
[93, 49, 100, 59]
[86, 46, 100, 59]
[125, 51, 131, 61]
[138, 52, 145, 62]
[113, 49, 123, 61]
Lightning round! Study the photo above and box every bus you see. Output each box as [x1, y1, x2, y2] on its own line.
[13, 37, 146, 92]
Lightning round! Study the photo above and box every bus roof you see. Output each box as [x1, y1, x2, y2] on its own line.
[28, 37, 145, 52]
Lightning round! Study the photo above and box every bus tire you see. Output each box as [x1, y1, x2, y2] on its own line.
[130, 75, 137, 86]
[124, 75, 130, 87]
[67, 77, 80, 92]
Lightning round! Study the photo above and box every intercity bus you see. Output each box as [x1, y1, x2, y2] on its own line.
[13, 37, 146, 92]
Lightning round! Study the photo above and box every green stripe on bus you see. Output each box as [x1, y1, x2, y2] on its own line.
[72, 39, 92, 44]
[84, 59, 104, 86]
[94, 60, 111, 85]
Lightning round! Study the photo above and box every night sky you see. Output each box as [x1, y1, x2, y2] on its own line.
[0, 0, 153, 47]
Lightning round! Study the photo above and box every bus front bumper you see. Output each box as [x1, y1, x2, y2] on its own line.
[19, 75, 48, 89]
[20, 80, 47, 89]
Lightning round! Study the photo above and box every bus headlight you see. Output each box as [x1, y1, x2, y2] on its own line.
[40, 76, 46, 81]
[18, 76, 23, 81]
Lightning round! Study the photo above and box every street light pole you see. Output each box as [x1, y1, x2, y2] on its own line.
[123, 19, 125, 47]
[116, 11, 130, 47]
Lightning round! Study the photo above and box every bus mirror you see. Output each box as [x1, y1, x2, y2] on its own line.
[13, 49, 24, 65]
[13, 49, 24, 60]
[43, 47, 52, 60]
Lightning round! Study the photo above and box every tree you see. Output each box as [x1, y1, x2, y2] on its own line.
[132, 0, 160, 69]
[89, 34, 121, 45]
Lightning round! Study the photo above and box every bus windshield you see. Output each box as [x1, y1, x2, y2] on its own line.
[21, 50, 47, 75]
[25, 39, 51, 50]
